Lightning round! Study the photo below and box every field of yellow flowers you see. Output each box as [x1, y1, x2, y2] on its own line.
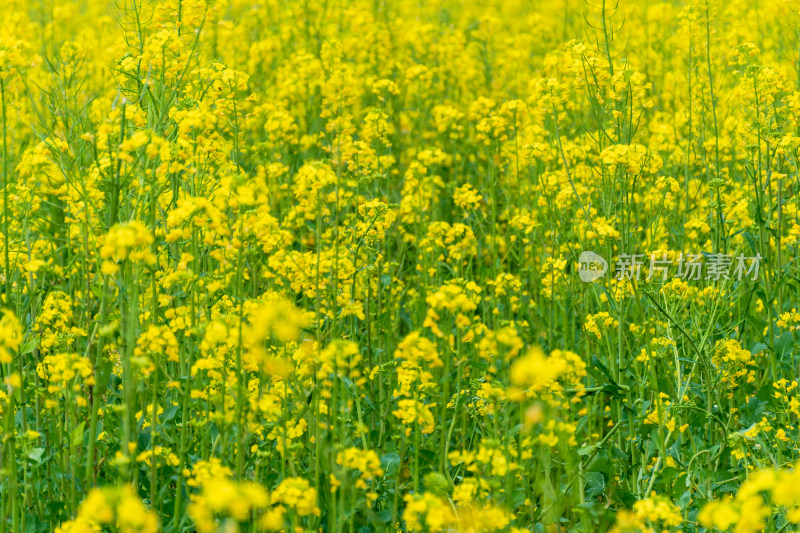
[6, 0, 800, 531]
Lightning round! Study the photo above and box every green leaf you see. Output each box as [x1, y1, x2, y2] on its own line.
[591, 355, 613, 381]
[381, 452, 401, 477]
[27, 448, 45, 462]
[749, 342, 768, 355]
[19, 338, 37, 356]
[577, 443, 597, 456]
[775, 332, 793, 358]
[584, 471, 606, 499]
[162, 404, 179, 421]
[71, 421, 86, 448]
[741, 231, 758, 255]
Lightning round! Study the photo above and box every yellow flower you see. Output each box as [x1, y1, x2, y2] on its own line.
[403, 493, 455, 532]
[271, 477, 320, 517]
[100, 220, 155, 275]
[0, 310, 22, 364]
[57, 486, 158, 533]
